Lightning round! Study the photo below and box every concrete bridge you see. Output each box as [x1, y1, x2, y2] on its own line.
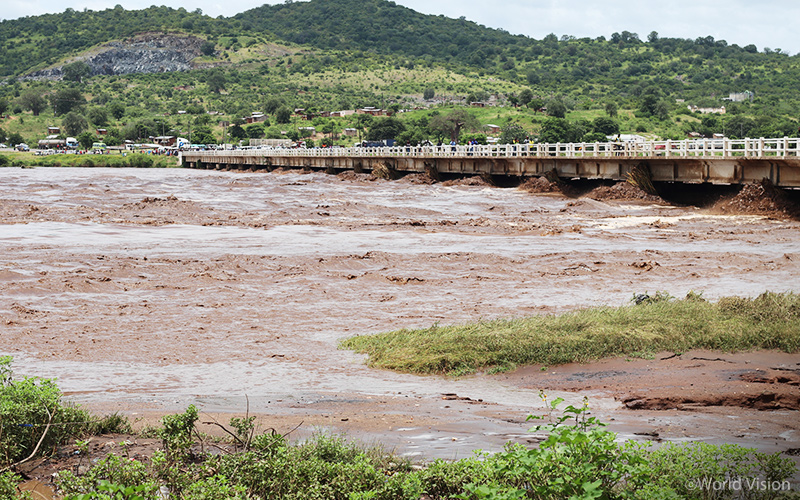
[180, 137, 800, 188]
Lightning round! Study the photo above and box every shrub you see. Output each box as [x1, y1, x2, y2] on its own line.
[159, 405, 198, 461]
[0, 356, 96, 466]
[0, 471, 29, 499]
[57, 455, 157, 497]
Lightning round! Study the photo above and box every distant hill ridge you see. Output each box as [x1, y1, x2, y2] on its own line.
[1, 0, 798, 112]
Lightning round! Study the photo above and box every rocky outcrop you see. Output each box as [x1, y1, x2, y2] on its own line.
[25, 33, 205, 80]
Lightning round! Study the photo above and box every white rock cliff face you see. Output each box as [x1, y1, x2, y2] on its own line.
[25, 33, 206, 80]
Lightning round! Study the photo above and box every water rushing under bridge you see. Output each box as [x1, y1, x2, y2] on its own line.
[181, 137, 800, 188]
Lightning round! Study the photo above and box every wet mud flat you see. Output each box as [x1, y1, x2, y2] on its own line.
[1, 167, 799, 462]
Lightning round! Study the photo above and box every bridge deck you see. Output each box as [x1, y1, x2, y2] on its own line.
[181, 137, 800, 188]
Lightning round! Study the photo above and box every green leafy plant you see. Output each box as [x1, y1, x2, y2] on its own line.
[158, 405, 198, 461]
[229, 415, 256, 450]
[57, 454, 157, 497]
[0, 356, 97, 467]
[460, 393, 650, 500]
[63, 480, 150, 500]
[0, 470, 30, 499]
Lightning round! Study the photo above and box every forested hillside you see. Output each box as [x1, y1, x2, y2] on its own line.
[0, 0, 798, 150]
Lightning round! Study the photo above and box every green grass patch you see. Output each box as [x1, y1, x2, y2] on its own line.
[341, 292, 800, 376]
[4, 152, 179, 168]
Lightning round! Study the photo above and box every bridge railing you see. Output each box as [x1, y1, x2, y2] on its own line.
[182, 137, 800, 160]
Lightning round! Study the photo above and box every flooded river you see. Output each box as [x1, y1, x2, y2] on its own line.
[1, 167, 798, 458]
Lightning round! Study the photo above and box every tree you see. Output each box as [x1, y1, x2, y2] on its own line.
[546, 99, 567, 118]
[583, 131, 608, 142]
[366, 116, 405, 141]
[529, 98, 545, 113]
[0, 98, 8, 116]
[592, 117, 619, 136]
[62, 61, 92, 83]
[206, 70, 226, 93]
[245, 123, 264, 138]
[62, 112, 88, 136]
[275, 106, 292, 124]
[194, 114, 211, 126]
[499, 124, 528, 144]
[19, 90, 47, 116]
[423, 88, 435, 100]
[466, 90, 489, 104]
[86, 107, 108, 127]
[107, 101, 126, 120]
[725, 115, 756, 139]
[6, 132, 23, 148]
[191, 125, 216, 145]
[653, 100, 670, 121]
[518, 89, 534, 108]
[321, 120, 338, 138]
[638, 87, 662, 117]
[429, 109, 479, 143]
[264, 97, 284, 114]
[605, 101, 618, 118]
[538, 118, 586, 143]
[228, 123, 246, 140]
[77, 131, 95, 149]
[51, 89, 85, 116]
[200, 41, 216, 56]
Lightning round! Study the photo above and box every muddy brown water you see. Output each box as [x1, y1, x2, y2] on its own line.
[1, 167, 799, 462]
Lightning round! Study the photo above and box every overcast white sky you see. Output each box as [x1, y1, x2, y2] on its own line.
[3, 0, 798, 56]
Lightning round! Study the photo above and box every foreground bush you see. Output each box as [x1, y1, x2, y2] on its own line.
[3, 358, 797, 498]
[51, 400, 798, 500]
[0, 357, 130, 470]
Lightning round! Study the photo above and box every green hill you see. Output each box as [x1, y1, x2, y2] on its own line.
[0, 0, 798, 149]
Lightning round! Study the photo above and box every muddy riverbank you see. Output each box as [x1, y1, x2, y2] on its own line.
[1, 167, 798, 462]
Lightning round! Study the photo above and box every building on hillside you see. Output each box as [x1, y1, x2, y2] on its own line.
[245, 112, 267, 124]
[47, 126, 60, 135]
[688, 105, 726, 114]
[726, 91, 754, 102]
[343, 128, 358, 137]
[331, 110, 356, 117]
[485, 124, 501, 135]
[96, 129, 108, 135]
[357, 107, 388, 116]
